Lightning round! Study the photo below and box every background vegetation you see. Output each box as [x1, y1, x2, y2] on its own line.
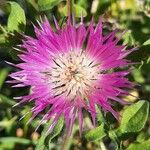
[0, 0, 150, 149]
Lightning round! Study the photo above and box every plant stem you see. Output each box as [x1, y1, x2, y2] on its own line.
[67, 0, 75, 23]
[62, 134, 70, 150]
[0, 24, 7, 34]
[67, 0, 71, 21]
[100, 141, 107, 150]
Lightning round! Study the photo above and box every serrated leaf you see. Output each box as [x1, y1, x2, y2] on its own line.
[118, 101, 149, 134]
[59, 4, 87, 17]
[7, 2, 26, 32]
[143, 39, 150, 45]
[126, 139, 150, 150]
[38, 0, 63, 11]
[85, 124, 106, 141]
[35, 117, 64, 150]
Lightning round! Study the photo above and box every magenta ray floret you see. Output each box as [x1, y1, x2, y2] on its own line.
[9, 16, 136, 135]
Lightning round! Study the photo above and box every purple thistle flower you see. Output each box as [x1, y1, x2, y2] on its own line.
[8, 16, 137, 136]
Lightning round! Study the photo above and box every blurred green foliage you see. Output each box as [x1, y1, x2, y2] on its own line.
[0, 0, 150, 150]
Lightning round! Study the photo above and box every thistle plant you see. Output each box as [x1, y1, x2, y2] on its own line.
[4, 1, 149, 149]
[8, 0, 138, 135]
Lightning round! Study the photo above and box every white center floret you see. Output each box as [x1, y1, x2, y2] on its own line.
[48, 50, 100, 100]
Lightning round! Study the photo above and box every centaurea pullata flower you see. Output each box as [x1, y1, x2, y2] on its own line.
[8, 12, 137, 135]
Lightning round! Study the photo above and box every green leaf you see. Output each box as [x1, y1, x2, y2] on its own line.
[0, 142, 15, 150]
[26, 0, 39, 11]
[0, 137, 31, 145]
[0, 34, 7, 44]
[7, 2, 26, 32]
[0, 24, 8, 44]
[0, 94, 16, 106]
[38, 0, 63, 11]
[48, 117, 64, 142]
[123, 30, 136, 46]
[136, 131, 148, 143]
[36, 117, 64, 150]
[143, 39, 150, 45]
[85, 124, 106, 141]
[77, 0, 89, 10]
[126, 139, 150, 150]
[0, 117, 17, 128]
[0, 68, 9, 89]
[118, 101, 149, 134]
[59, 4, 87, 17]
[132, 68, 145, 84]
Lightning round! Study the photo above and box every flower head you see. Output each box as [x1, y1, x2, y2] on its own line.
[9, 16, 136, 135]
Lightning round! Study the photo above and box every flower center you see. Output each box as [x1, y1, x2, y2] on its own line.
[47, 50, 100, 100]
